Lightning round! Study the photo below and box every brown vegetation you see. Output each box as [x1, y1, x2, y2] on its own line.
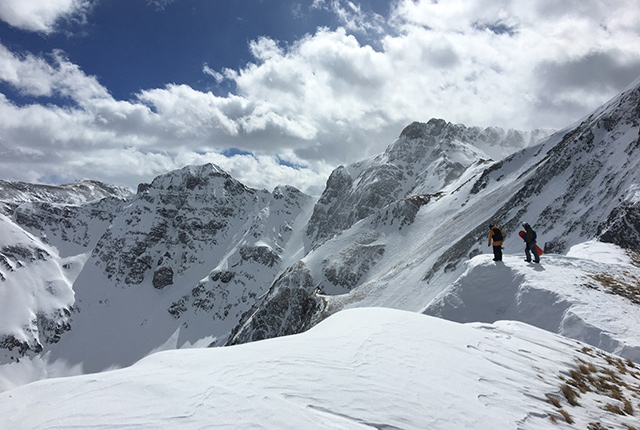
[546, 346, 640, 426]
[585, 272, 640, 305]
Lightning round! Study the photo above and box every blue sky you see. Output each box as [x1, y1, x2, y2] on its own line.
[1, 0, 639, 194]
[1, 1, 391, 102]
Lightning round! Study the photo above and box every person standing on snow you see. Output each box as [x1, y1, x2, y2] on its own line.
[522, 223, 540, 263]
[487, 224, 504, 261]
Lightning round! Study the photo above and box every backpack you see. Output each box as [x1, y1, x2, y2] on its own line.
[525, 228, 537, 242]
[492, 227, 503, 242]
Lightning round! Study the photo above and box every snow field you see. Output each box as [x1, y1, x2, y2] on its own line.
[1, 307, 638, 429]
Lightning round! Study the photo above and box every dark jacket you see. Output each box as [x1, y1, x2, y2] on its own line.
[524, 226, 537, 244]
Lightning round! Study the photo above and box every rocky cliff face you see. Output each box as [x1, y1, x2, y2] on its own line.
[227, 261, 320, 345]
[92, 164, 262, 288]
[165, 181, 311, 340]
[49, 164, 311, 370]
[90, 164, 309, 300]
[0, 180, 131, 255]
[0, 219, 66, 358]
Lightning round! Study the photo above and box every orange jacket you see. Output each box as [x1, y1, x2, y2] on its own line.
[488, 226, 504, 246]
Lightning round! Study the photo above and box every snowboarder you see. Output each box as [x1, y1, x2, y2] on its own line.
[487, 224, 504, 261]
[522, 223, 540, 263]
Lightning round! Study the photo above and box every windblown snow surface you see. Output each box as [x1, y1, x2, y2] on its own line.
[1, 242, 639, 429]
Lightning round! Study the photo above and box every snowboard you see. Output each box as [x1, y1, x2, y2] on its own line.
[518, 230, 543, 256]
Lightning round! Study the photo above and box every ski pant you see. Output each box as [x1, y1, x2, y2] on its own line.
[492, 245, 502, 261]
[525, 243, 539, 262]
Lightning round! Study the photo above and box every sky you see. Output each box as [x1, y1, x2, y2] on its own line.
[0, 0, 639, 195]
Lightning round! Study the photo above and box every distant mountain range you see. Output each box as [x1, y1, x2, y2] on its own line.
[1, 77, 639, 391]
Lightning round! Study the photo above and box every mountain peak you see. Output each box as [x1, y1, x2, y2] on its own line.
[399, 119, 448, 139]
[138, 163, 249, 195]
[394, 118, 550, 162]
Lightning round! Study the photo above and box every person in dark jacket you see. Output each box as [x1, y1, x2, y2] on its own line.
[522, 223, 540, 263]
[487, 224, 504, 261]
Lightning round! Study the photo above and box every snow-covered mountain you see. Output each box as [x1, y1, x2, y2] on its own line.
[305, 119, 548, 249]
[230, 78, 640, 352]
[1, 76, 639, 415]
[0, 164, 313, 376]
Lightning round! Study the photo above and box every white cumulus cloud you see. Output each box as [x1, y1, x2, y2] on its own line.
[0, 0, 91, 34]
[1, 0, 640, 195]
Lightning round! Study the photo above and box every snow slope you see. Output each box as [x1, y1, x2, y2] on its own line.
[0, 213, 83, 358]
[1, 307, 638, 430]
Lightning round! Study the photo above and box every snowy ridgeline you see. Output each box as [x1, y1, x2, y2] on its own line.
[1, 307, 639, 429]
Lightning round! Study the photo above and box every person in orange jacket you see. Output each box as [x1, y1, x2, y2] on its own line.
[488, 224, 504, 261]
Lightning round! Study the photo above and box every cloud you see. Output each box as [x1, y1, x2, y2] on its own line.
[0, 42, 338, 193]
[202, 64, 224, 84]
[0, 0, 92, 34]
[536, 50, 640, 93]
[1, 0, 640, 195]
[311, 0, 387, 34]
[385, 0, 640, 126]
[146, 0, 175, 11]
[0, 45, 109, 102]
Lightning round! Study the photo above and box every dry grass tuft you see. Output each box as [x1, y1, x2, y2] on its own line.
[561, 383, 581, 406]
[546, 394, 561, 408]
[558, 408, 574, 424]
[570, 368, 593, 393]
[545, 350, 640, 425]
[579, 360, 598, 374]
[628, 249, 640, 269]
[611, 385, 626, 401]
[604, 356, 631, 375]
[586, 272, 640, 305]
[604, 403, 625, 415]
